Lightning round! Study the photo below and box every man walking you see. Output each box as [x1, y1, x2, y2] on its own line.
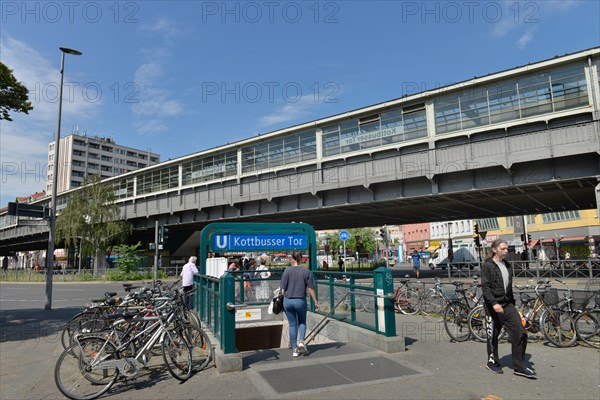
[411, 251, 421, 278]
[481, 239, 536, 379]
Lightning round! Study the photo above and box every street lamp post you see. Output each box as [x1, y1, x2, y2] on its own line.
[45, 47, 82, 310]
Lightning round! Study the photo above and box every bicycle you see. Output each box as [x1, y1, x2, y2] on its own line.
[574, 291, 600, 348]
[331, 279, 374, 313]
[391, 277, 420, 315]
[539, 279, 593, 348]
[443, 279, 483, 342]
[54, 298, 193, 400]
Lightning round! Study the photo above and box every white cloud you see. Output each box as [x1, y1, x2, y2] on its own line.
[1, 36, 99, 124]
[542, 0, 578, 12]
[0, 35, 100, 205]
[134, 119, 168, 135]
[259, 95, 325, 127]
[140, 18, 186, 38]
[132, 19, 186, 134]
[491, 0, 579, 48]
[516, 28, 536, 49]
[0, 127, 50, 202]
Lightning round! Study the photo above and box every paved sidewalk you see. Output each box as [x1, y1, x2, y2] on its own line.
[1, 305, 599, 400]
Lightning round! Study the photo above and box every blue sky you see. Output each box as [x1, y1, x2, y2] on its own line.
[1, 0, 599, 207]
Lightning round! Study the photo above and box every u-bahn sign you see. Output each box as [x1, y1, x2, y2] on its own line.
[211, 233, 308, 252]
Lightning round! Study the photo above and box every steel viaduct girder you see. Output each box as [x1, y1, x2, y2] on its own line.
[1, 120, 599, 254]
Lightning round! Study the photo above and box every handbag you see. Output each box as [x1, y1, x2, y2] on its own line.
[272, 293, 284, 315]
[268, 288, 284, 315]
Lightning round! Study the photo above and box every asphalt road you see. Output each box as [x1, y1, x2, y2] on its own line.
[0, 281, 135, 311]
[1, 281, 599, 400]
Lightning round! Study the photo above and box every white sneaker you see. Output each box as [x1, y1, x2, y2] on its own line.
[298, 342, 307, 354]
[292, 348, 300, 357]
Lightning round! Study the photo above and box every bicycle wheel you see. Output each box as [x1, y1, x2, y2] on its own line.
[421, 292, 446, 317]
[574, 310, 599, 349]
[185, 309, 202, 330]
[468, 304, 487, 342]
[181, 324, 213, 372]
[55, 337, 119, 400]
[162, 330, 193, 381]
[362, 296, 375, 313]
[444, 302, 471, 342]
[540, 308, 577, 348]
[61, 311, 101, 350]
[468, 304, 508, 342]
[396, 290, 420, 315]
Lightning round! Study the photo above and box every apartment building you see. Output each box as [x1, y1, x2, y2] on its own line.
[47, 133, 160, 194]
[478, 209, 599, 259]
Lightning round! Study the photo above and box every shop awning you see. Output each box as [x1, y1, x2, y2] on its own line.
[541, 238, 555, 244]
[559, 236, 587, 242]
[426, 245, 439, 253]
[528, 239, 539, 248]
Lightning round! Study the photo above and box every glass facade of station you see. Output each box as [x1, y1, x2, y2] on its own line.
[182, 150, 237, 185]
[105, 57, 595, 200]
[434, 63, 588, 135]
[322, 105, 427, 157]
[137, 165, 179, 195]
[241, 129, 316, 173]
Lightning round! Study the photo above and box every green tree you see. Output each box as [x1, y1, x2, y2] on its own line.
[326, 227, 377, 258]
[56, 175, 131, 275]
[0, 62, 33, 121]
[112, 242, 142, 274]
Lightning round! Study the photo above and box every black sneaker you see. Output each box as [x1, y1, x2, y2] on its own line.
[486, 364, 503, 374]
[514, 368, 537, 379]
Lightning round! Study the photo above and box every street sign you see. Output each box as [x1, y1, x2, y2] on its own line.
[7, 202, 49, 218]
[211, 233, 308, 252]
[339, 230, 349, 241]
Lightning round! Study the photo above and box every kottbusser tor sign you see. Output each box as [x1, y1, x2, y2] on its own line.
[211, 234, 308, 252]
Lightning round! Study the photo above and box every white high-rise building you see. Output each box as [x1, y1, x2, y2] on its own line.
[47, 132, 160, 194]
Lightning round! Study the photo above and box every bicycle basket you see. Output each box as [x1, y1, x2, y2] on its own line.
[543, 289, 559, 306]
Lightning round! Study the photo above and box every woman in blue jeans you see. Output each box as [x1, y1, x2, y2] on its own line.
[280, 251, 319, 357]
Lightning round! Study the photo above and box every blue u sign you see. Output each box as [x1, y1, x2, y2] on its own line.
[339, 230, 349, 241]
[212, 234, 308, 252]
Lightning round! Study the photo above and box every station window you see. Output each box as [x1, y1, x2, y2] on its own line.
[434, 62, 588, 135]
[541, 211, 580, 223]
[322, 105, 426, 157]
[182, 150, 237, 185]
[476, 218, 499, 231]
[241, 130, 316, 173]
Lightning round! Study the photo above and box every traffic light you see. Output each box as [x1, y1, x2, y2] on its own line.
[527, 233, 532, 243]
[356, 242, 362, 252]
[474, 236, 481, 247]
[380, 226, 387, 240]
[159, 226, 169, 243]
[520, 234, 525, 243]
[473, 221, 479, 237]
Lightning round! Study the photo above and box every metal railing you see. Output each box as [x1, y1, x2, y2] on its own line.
[445, 259, 600, 279]
[0, 266, 182, 282]
[193, 266, 398, 354]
